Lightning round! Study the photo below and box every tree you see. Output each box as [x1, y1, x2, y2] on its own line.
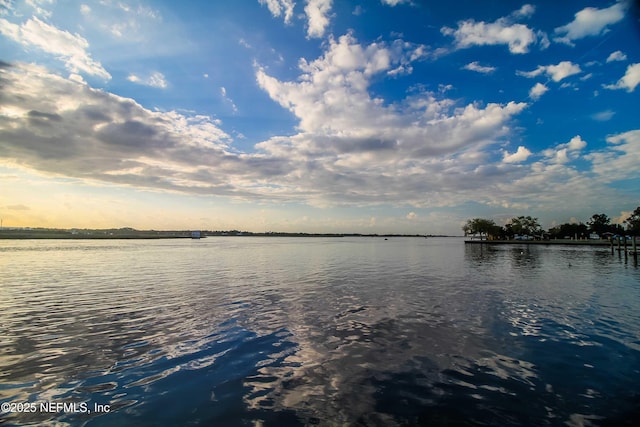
[505, 216, 541, 237]
[463, 218, 502, 240]
[548, 222, 588, 239]
[587, 213, 611, 236]
[624, 206, 640, 235]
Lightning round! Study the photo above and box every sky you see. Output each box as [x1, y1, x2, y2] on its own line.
[0, 0, 639, 235]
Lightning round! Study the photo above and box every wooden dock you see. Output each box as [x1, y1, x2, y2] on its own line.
[611, 235, 638, 264]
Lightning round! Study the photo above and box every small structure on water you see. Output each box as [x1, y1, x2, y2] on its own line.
[191, 231, 201, 239]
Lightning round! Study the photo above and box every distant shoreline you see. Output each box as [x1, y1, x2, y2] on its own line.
[0, 228, 450, 240]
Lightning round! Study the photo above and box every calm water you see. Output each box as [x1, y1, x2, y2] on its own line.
[1, 237, 639, 426]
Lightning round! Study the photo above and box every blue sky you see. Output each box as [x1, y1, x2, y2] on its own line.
[0, 0, 639, 234]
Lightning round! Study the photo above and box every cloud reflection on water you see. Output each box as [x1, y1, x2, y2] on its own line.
[1, 238, 639, 425]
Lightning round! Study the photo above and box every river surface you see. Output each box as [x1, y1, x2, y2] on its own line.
[1, 237, 639, 426]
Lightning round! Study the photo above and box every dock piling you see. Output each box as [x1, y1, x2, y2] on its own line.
[624, 237, 628, 261]
[618, 237, 622, 258]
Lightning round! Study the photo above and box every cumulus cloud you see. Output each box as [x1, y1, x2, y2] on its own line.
[606, 50, 627, 63]
[604, 63, 640, 92]
[567, 135, 587, 151]
[127, 71, 168, 89]
[542, 135, 587, 164]
[0, 16, 110, 79]
[463, 61, 496, 74]
[305, 0, 332, 38]
[0, 34, 525, 211]
[528, 82, 548, 100]
[502, 146, 532, 163]
[517, 61, 581, 82]
[441, 5, 543, 54]
[0, 62, 271, 198]
[1, 56, 635, 221]
[554, 2, 626, 45]
[258, 0, 295, 24]
[256, 34, 432, 134]
[586, 130, 640, 183]
[258, 0, 333, 38]
[489, 156, 619, 219]
[254, 34, 531, 207]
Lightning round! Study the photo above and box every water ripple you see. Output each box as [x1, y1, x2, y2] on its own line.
[1, 238, 639, 425]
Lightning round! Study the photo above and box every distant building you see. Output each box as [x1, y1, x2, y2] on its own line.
[191, 231, 201, 239]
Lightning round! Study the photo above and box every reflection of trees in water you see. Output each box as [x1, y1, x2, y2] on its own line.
[464, 243, 500, 267]
[465, 244, 618, 275]
[507, 245, 543, 271]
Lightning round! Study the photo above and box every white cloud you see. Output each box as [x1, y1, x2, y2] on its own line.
[305, 0, 332, 38]
[441, 5, 542, 54]
[586, 130, 640, 183]
[543, 61, 581, 81]
[554, 2, 626, 45]
[542, 135, 587, 164]
[127, 71, 168, 89]
[0, 63, 247, 198]
[604, 63, 640, 92]
[24, 0, 53, 18]
[406, 212, 417, 220]
[606, 50, 627, 63]
[536, 30, 550, 50]
[567, 135, 587, 151]
[77, 0, 162, 45]
[258, 0, 295, 24]
[381, 0, 411, 6]
[517, 61, 581, 82]
[512, 4, 536, 18]
[2, 59, 632, 226]
[68, 73, 86, 84]
[0, 16, 110, 79]
[555, 148, 570, 164]
[529, 82, 548, 100]
[592, 110, 615, 122]
[220, 86, 239, 113]
[254, 34, 530, 207]
[502, 146, 532, 163]
[462, 61, 496, 74]
[0, 0, 13, 15]
[256, 34, 433, 134]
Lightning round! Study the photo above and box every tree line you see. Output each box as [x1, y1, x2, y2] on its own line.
[463, 206, 640, 240]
